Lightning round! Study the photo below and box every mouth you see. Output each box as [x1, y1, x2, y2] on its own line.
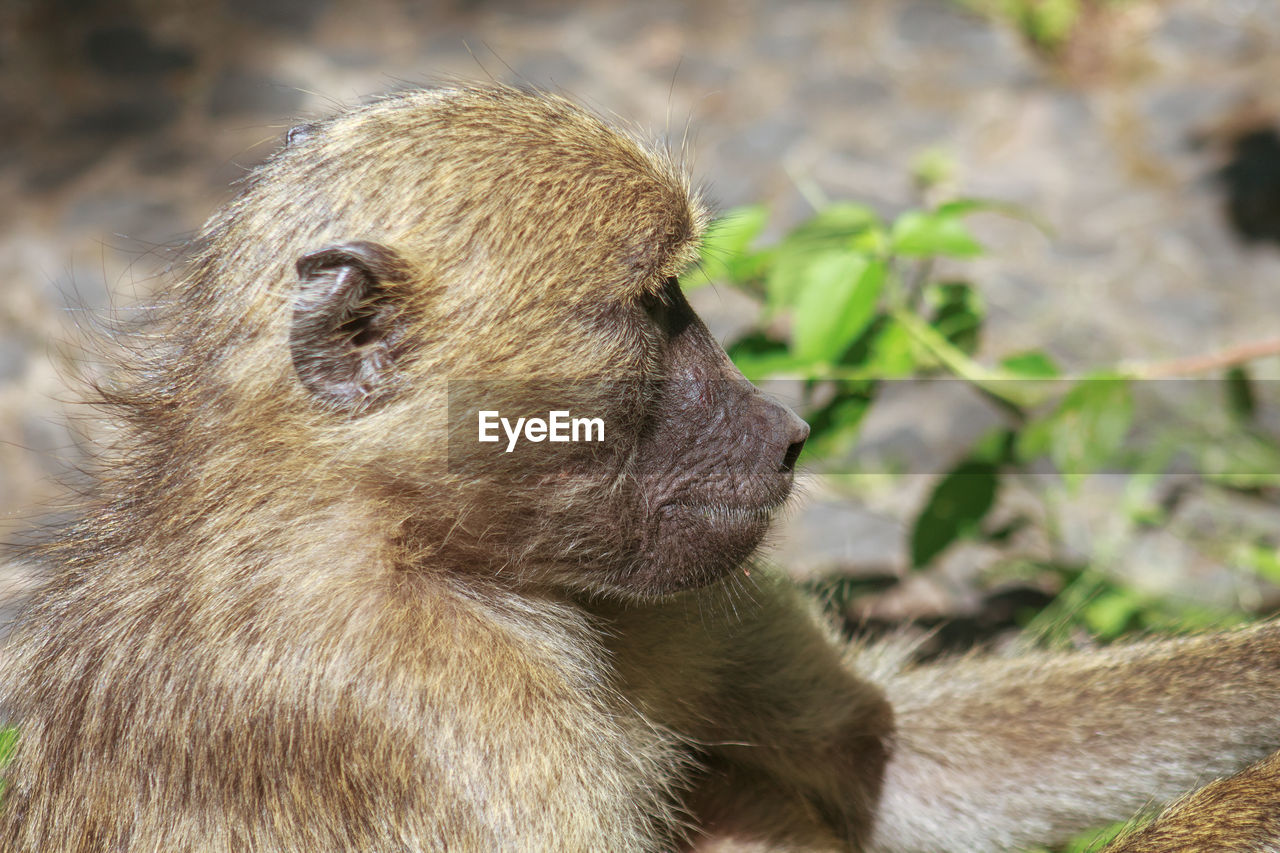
[634, 478, 796, 593]
[666, 472, 796, 526]
[657, 491, 790, 557]
[671, 500, 783, 527]
[637, 499, 779, 592]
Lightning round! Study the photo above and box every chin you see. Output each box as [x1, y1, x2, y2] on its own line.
[616, 503, 775, 596]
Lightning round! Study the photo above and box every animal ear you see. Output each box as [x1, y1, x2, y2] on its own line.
[291, 240, 412, 412]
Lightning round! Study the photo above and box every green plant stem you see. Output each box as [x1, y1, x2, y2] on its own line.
[889, 306, 1046, 409]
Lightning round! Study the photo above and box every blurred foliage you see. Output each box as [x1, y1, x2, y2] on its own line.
[955, 0, 1145, 56]
[1026, 819, 1130, 853]
[687, 188, 1280, 849]
[682, 192, 1280, 644]
[0, 727, 15, 801]
[962, 0, 1086, 52]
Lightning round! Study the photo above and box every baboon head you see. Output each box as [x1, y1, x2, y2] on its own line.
[171, 86, 807, 597]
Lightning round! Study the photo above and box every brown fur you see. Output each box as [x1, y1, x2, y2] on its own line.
[1103, 749, 1280, 852]
[3, 85, 1280, 852]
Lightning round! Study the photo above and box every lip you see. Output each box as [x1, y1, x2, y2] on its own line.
[668, 502, 779, 525]
[642, 492, 791, 590]
[665, 475, 794, 520]
[662, 486, 793, 529]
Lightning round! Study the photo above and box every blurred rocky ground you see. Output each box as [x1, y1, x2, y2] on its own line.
[3, 0, 1280, 641]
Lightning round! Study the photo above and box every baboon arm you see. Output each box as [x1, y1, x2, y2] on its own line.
[863, 622, 1280, 853]
[606, 584, 1280, 851]
[599, 575, 894, 846]
[601, 573, 891, 753]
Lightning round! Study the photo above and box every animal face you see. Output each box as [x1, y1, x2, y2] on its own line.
[227, 87, 807, 596]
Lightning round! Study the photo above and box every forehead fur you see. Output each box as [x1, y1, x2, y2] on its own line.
[232, 86, 707, 305]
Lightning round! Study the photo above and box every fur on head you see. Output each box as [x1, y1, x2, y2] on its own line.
[84, 85, 809, 599]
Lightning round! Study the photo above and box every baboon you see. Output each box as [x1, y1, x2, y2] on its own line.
[3, 84, 1280, 852]
[1103, 748, 1280, 852]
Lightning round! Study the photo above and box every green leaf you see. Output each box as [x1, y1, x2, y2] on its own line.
[766, 252, 815, 311]
[1018, 378, 1133, 480]
[689, 205, 770, 287]
[1235, 543, 1280, 586]
[791, 254, 887, 364]
[1056, 379, 1133, 474]
[803, 382, 877, 460]
[705, 205, 768, 258]
[912, 147, 956, 191]
[1057, 822, 1129, 853]
[0, 727, 15, 767]
[927, 281, 984, 356]
[910, 459, 999, 568]
[890, 209, 983, 258]
[732, 352, 807, 381]
[726, 331, 788, 361]
[1024, 0, 1082, 49]
[765, 203, 882, 309]
[1225, 365, 1256, 423]
[726, 332, 802, 380]
[865, 319, 917, 377]
[934, 199, 995, 217]
[1000, 349, 1060, 378]
[1014, 408, 1054, 461]
[849, 227, 889, 255]
[1082, 587, 1142, 639]
[935, 198, 1052, 236]
[790, 202, 880, 241]
[1200, 433, 1280, 490]
[970, 428, 1017, 466]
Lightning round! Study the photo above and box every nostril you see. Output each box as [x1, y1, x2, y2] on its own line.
[780, 438, 805, 473]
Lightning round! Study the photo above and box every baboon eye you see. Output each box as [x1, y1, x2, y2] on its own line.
[639, 288, 665, 318]
[639, 277, 681, 320]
